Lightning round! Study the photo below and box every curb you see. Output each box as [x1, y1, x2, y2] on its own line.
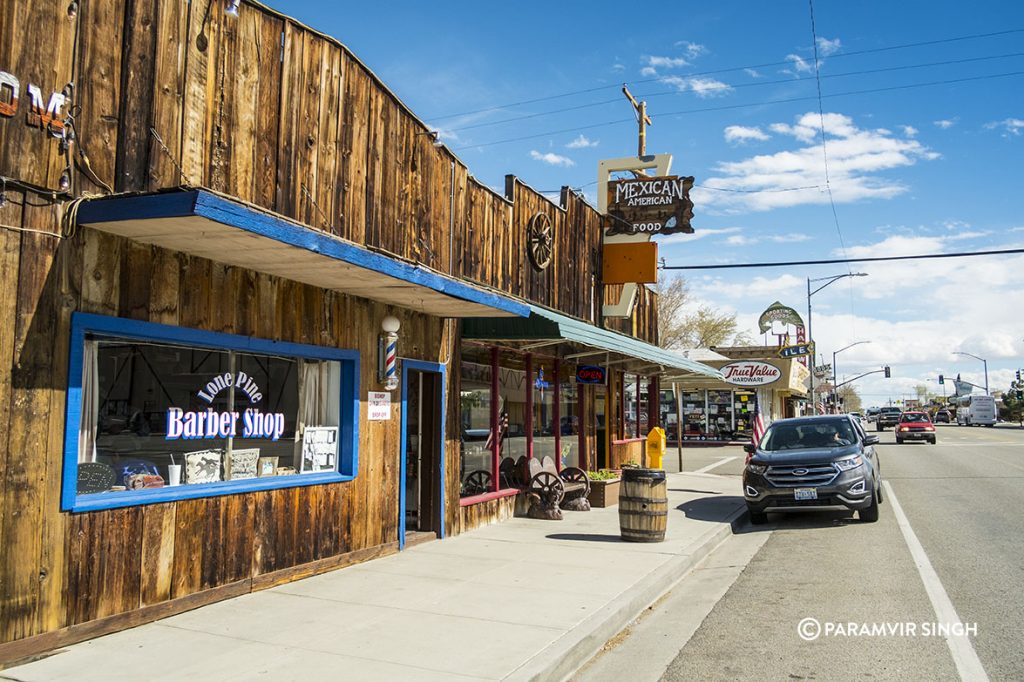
[507, 504, 748, 682]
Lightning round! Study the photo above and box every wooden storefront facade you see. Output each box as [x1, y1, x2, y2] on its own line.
[0, 0, 705, 665]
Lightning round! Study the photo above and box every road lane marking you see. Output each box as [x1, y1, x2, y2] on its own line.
[883, 481, 989, 682]
[694, 457, 737, 474]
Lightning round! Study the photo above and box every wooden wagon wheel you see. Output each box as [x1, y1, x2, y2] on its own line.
[530, 471, 565, 505]
[526, 212, 553, 271]
[559, 467, 591, 495]
[464, 469, 492, 495]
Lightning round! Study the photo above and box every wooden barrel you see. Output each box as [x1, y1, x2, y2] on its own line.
[618, 468, 668, 542]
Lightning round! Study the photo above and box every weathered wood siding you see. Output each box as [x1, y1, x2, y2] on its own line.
[0, 0, 616, 325]
[0, 0, 658, 655]
[0, 223, 448, 652]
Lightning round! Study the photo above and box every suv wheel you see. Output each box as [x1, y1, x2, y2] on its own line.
[749, 510, 768, 525]
[859, 493, 880, 523]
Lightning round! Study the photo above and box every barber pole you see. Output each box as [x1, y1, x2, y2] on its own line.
[382, 331, 398, 390]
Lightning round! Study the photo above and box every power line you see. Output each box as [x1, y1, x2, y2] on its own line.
[660, 247, 1024, 271]
[453, 70, 1024, 150]
[446, 52, 1024, 135]
[808, 0, 850, 272]
[428, 28, 1024, 122]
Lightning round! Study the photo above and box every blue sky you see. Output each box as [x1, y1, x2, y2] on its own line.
[276, 0, 1024, 407]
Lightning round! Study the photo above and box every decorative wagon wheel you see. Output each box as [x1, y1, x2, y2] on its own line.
[559, 467, 591, 495]
[527, 212, 553, 271]
[529, 471, 565, 505]
[464, 469, 492, 495]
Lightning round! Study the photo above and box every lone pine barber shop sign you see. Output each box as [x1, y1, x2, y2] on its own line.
[721, 361, 781, 386]
[605, 175, 695, 236]
[166, 371, 286, 441]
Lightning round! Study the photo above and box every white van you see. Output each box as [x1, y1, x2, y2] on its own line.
[955, 394, 997, 426]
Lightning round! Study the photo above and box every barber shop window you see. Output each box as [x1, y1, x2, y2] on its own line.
[63, 313, 358, 512]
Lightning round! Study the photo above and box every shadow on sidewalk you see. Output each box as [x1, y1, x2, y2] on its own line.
[545, 533, 624, 543]
[674, 495, 745, 522]
[668, 488, 723, 495]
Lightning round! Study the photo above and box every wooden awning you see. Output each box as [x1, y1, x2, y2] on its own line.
[76, 190, 529, 319]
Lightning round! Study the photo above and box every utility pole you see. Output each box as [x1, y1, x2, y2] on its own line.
[622, 85, 652, 157]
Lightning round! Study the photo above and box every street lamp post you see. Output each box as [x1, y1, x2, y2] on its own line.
[953, 351, 989, 395]
[807, 272, 869, 414]
[832, 340, 871, 413]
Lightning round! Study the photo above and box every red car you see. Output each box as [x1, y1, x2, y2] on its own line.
[896, 411, 936, 444]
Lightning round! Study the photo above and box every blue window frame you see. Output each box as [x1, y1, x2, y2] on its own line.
[62, 312, 360, 512]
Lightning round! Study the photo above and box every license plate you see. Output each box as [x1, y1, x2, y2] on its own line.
[795, 488, 818, 501]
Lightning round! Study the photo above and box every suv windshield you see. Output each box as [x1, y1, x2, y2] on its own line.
[760, 419, 858, 451]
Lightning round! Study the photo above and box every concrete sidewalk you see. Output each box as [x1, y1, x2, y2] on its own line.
[3, 472, 744, 682]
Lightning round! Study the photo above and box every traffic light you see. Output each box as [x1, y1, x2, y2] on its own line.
[884, 366, 891, 378]
[1017, 369, 1022, 382]
[938, 374, 944, 385]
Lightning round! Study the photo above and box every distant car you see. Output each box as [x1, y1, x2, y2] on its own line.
[848, 412, 864, 423]
[896, 411, 936, 444]
[743, 415, 882, 524]
[876, 406, 902, 431]
[865, 408, 880, 423]
[933, 409, 952, 423]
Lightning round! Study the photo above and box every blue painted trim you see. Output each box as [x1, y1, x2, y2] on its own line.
[399, 359, 447, 549]
[77, 190, 529, 319]
[62, 312, 361, 513]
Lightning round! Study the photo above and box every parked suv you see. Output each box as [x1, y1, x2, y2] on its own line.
[875, 406, 902, 431]
[743, 415, 882, 524]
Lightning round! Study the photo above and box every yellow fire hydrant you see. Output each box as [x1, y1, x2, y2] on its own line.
[646, 426, 667, 469]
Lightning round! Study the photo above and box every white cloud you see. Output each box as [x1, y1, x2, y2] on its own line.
[769, 232, 812, 243]
[529, 150, 574, 167]
[646, 55, 689, 69]
[565, 134, 599, 149]
[658, 226, 741, 244]
[724, 125, 770, 144]
[901, 125, 918, 137]
[612, 63, 626, 72]
[658, 75, 732, 98]
[785, 53, 814, 73]
[933, 118, 957, 129]
[681, 227, 1024, 405]
[675, 41, 708, 59]
[712, 231, 813, 247]
[985, 118, 1024, 137]
[640, 66, 658, 77]
[696, 112, 939, 211]
[816, 37, 842, 56]
[688, 77, 733, 98]
[744, 68, 762, 78]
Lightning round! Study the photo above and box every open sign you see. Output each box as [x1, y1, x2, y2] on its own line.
[576, 365, 606, 384]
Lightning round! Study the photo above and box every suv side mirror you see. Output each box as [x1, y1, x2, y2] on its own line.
[863, 435, 880, 446]
[743, 443, 757, 454]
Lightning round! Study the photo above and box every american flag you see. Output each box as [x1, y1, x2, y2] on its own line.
[485, 412, 509, 452]
[751, 409, 766, 454]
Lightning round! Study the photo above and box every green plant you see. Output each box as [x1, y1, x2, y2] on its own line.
[587, 470, 620, 481]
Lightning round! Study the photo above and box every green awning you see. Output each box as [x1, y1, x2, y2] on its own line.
[463, 304, 723, 380]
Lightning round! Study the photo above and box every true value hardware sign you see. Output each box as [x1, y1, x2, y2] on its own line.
[720, 361, 781, 386]
[605, 175, 695, 236]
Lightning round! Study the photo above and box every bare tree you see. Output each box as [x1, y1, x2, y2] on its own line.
[654, 274, 745, 350]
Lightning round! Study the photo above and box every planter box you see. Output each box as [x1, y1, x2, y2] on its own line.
[587, 478, 621, 508]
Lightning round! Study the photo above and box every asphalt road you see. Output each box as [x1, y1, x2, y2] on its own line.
[579, 423, 1024, 681]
